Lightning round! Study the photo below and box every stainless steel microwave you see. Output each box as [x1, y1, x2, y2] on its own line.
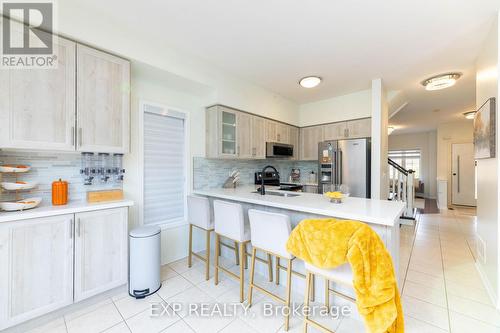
[266, 142, 294, 158]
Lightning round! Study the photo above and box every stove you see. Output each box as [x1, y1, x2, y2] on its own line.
[254, 172, 303, 192]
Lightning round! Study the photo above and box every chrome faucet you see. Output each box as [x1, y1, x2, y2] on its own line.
[259, 165, 278, 195]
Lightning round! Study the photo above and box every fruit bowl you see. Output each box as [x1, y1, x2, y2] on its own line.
[1, 181, 38, 191]
[0, 197, 42, 211]
[0, 165, 31, 173]
[324, 191, 348, 203]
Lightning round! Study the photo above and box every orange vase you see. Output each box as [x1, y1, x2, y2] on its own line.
[52, 179, 68, 205]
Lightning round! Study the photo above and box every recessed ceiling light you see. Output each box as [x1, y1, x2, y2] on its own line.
[299, 76, 322, 88]
[388, 126, 395, 135]
[463, 111, 476, 120]
[421, 73, 462, 91]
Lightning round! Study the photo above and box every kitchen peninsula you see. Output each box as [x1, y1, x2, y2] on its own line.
[193, 186, 406, 287]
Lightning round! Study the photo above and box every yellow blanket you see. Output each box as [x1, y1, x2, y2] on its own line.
[286, 218, 404, 333]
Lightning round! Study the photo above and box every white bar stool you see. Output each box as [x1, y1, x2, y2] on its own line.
[213, 200, 251, 303]
[303, 263, 356, 333]
[187, 195, 214, 280]
[247, 209, 294, 330]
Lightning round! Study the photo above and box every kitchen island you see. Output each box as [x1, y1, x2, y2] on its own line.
[193, 186, 406, 295]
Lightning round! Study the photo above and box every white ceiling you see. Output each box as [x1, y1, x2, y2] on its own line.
[68, 0, 499, 132]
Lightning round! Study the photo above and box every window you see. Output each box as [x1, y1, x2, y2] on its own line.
[142, 102, 187, 226]
[389, 149, 421, 179]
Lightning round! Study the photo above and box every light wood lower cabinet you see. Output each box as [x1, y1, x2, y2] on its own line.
[0, 214, 74, 330]
[74, 208, 128, 302]
[0, 207, 128, 330]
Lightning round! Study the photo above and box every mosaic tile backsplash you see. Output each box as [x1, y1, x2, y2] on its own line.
[0, 151, 122, 203]
[193, 157, 317, 190]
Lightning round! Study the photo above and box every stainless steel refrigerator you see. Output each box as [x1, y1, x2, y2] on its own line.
[318, 138, 371, 198]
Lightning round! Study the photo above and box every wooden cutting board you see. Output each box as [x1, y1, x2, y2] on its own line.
[87, 189, 124, 203]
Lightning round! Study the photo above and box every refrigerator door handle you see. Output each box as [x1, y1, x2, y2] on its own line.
[338, 150, 343, 185]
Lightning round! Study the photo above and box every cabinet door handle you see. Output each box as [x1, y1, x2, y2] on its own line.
[70, 219, 74, 239]
[237, 146, 240, 156]
[77, 218, 81, 237]
[78, 128, 82, 147]
[71, 127, 75, 146]
[277, 134, 280, 142]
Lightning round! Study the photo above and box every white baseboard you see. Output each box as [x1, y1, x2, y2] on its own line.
[474, 261, 499, 310]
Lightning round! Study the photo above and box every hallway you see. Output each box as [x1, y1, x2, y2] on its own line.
[400, 207, 500, 332]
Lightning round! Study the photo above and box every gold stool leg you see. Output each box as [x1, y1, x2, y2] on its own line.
[235, 241, 240, 266]
[214, 233, 220, 285]
[244, 244, 248, 269]
[205, 230, 211, 280]
[188, 224, 193, 268]
[284, 258, 293, 331]
[303, 272, 312, 333]
[267, 253, 273, 282]
[239, 242, 245, 302]
[275, 257, 280, 285]
[324, 278, 330, 311]
[247, 248, 257, 307]
[311, 276, 315, 302]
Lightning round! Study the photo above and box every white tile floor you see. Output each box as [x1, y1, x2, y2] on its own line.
[20, 207, 500, 333]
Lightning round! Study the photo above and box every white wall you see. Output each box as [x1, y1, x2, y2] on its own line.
[388, 131, 438, 198]
[57, 2, 300, 125]
[371, 79, 389, 200]
[124, 62, 213, 264]
[475, 13, 500, 308]
[298, 89, 371, 127]
[436, 121, 474, 206]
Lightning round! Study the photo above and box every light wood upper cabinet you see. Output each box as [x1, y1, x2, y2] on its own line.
[346, 118, 371, 138]
[289, 126, 300, 160]
[323, 122, 347, 140]
[77, 45, 130, 153]
[251, 116, 266, 159]
[0, 215, 74, 330]
[0, 36, 76, 150]
[266, 121, 290, 143]
[74, 207, 128, 302]
[237, 112, 253, 158]
[300, 125, 324, 160]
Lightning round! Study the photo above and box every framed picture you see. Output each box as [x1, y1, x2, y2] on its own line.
[474, 97, 496, 159]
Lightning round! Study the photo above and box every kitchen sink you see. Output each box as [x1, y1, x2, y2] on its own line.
[252, 191, 300, 197]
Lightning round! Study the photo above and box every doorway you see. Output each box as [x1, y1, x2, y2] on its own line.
[451, 143, 476, 206]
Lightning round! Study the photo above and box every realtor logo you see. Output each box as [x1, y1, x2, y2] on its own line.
[1, 0, 57, 68]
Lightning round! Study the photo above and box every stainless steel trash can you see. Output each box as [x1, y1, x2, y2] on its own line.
[129, 225, 161, 299]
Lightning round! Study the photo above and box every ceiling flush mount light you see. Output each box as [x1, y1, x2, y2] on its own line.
[388, 126, 395, 135]
[463, 111, 476, 120]
[421, 73, 462, 91]
[299, 76, 322, 88]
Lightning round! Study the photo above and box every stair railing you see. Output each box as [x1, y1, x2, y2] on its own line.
[388, 158, 415, 220]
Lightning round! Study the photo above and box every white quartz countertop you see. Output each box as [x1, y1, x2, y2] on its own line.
[0, 199, 134, 223]
[193, 186, 405, 226]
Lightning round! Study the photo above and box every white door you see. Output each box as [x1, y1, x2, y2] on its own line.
[74, 208, 128, 302]
[0, 215, 74, 330]
[0, 31, 76, 150]
[76, 44, 130, 153]
[451, 143, 476, 206]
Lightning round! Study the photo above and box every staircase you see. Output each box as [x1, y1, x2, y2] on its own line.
[388, 158, 417, 224]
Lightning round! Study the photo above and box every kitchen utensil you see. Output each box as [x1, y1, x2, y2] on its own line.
[52, 179, 68, 205]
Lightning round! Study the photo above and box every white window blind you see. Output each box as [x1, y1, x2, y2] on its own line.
[143, 104, 186, 226]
